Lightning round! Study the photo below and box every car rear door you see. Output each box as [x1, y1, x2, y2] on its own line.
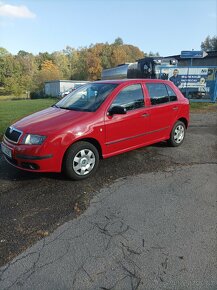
[143, 82, 180, 142]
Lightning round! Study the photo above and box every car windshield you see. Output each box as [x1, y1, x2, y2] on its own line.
[54, 83, 118, 112]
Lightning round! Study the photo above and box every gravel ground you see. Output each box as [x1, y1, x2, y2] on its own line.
[0, 109, 216, 273]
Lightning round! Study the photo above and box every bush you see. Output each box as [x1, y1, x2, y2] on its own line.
[30, 91, 44, 99]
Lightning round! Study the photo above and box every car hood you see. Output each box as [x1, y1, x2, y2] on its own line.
[13, 107, 94, 135]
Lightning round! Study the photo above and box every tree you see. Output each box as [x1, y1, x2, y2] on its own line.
[35, 52, 54, 70]
[0, 47, 10, 57]
[100, 44, 112, 69]
[3, 56, 27, 96]
[4, 75, 24, 96]
[35, 60, 62, 90]
[122, 45, 145, 62]
[86, 44, 104, 80]
[0, 51, 27, 96]
[110, 45, 127, 67]
[16, 51, 37, 92]
[147, 51, 160, 57]
[52, 51, 71, 79]
[114, 37, 124, 46]
[86, 52, 102, 80]
[0, 50, 13, 86]
[0, 40, 153, 96]
[62, 46, 76, 79]
[201, 35, 217, 51]
[17, 50, 32, 57]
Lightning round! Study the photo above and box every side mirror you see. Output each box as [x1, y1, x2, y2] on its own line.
[108, 105, 127, 116]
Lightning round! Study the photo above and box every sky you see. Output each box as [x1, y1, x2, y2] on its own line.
[0, 0, 217, 56]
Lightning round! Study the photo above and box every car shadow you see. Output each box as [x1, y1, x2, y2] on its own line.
[0, 141, 171, 182]
[149, 141, 169, 148]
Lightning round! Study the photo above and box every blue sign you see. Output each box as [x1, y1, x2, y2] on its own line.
[180, 51, 208, 59]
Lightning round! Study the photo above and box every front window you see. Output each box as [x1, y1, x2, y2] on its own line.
[110, 84, 145, 111]
[55, 83, 118, 112]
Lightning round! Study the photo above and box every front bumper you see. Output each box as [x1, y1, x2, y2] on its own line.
[1, 138, 62, 173]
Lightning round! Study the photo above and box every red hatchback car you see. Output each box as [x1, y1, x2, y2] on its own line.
[2, 79, 189, 180]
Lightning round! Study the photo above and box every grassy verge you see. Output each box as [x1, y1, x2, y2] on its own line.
[0, 99, 56, 140]
[0, 94, 27, 101]
[190, 102, 217, 112]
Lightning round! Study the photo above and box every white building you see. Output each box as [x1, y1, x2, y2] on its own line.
[44, 80, 89, 97]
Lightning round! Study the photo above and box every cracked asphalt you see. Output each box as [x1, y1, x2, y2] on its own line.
[0, 110, 217, 290]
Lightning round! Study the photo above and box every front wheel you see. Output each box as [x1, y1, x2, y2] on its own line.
[63, 141, 99, 180]
[168, 121, 186, 147]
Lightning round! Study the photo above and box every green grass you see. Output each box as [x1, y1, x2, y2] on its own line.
[190, 102, 217, 112]
[0, 94, 27, 101]
[0, 99, 56, 140]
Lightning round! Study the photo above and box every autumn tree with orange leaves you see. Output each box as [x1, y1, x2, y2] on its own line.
[0, 38, 159, 96]
[35, 60, 62, 90]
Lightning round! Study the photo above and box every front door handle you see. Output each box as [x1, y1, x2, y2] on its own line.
[173, 107, 178, 111]
[142, 113, 149, 117]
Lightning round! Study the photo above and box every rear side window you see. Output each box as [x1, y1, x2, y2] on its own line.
[146, 83, 177, 105]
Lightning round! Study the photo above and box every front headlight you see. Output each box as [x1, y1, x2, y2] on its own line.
[22, 134, 46, 145]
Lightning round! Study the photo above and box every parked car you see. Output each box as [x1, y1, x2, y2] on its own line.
[1, 79, 189, 180]
[59, 84, 87, 98]
[73, 83, 85, 91]
[59, 88, 73, 98]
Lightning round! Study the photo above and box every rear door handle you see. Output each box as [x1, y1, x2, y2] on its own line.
[173, 107, 178, 111]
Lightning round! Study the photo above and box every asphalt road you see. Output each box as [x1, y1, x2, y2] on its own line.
[0, 111, 216, 290]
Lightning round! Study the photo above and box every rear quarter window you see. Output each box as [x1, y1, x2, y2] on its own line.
[166, 85, 178, 102]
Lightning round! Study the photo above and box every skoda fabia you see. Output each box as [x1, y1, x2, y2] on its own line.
[2, 79, 189, 180]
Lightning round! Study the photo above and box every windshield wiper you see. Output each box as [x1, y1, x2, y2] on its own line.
[52, 105, 70, 110]
[58, 106, 73, 110]
[52, 105, 90, 112]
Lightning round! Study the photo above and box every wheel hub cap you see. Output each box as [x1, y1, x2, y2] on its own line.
[174, 125, 184, 143]
[80, 157, 88, 166]
[73, 149, 96, 176]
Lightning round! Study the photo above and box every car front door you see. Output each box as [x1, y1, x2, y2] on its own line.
[104, 83, 150, 156]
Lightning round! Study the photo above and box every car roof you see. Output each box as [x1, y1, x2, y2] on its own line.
[94, 79, 173, 85]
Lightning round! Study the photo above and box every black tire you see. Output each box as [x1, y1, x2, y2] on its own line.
[63, 141, 99, 180]
[168, 121, 186, 147]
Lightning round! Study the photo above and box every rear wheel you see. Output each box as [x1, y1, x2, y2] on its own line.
[63, 141, 99, 180]
[168, 121, 186, 147]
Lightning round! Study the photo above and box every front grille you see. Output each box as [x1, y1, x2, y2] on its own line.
[5, 127, 22, 143]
